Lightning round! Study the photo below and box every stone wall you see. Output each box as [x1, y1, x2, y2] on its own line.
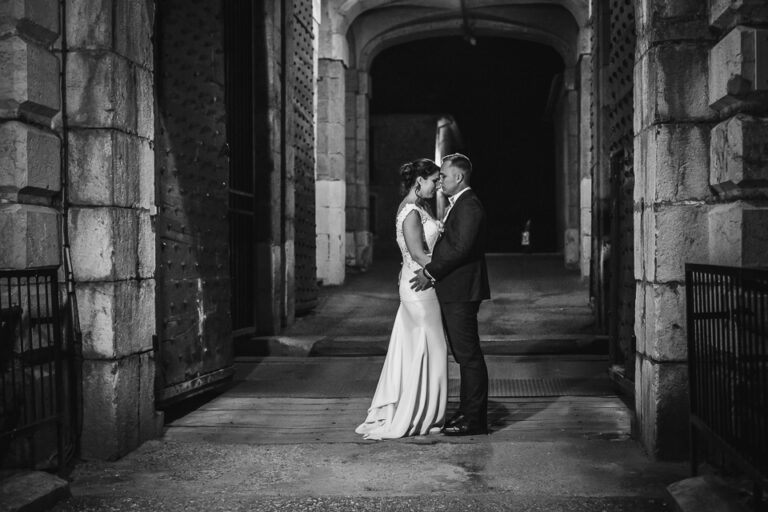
[0, 0, 63, 467]
[632, 0, 768, 459]
[344, 68, 372, 270]
[1, 0, 160, 461]
[63, 0, 161, 460]
[0, 0, 61, 268]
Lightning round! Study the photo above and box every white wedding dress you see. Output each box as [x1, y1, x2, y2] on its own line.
[355, 203, 448, 440]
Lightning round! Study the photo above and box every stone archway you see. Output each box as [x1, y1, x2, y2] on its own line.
[316, 0, 592, 282]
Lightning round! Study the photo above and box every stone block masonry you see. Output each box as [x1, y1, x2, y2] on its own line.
[0, 0, 62, 269]
[632, 0, 717, 460]
[62, 0, 161, 460]
[633, 0, 768, 460]
[316, 58, 346, 285]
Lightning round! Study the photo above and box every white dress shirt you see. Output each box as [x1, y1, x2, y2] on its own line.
[442, 186, 472, 223]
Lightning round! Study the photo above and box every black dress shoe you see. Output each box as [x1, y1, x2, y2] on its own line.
[442, 421, 488, 436]
[445, 412, 466, 428]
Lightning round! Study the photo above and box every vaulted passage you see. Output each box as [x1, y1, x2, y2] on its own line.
[369, 37, 564, 254]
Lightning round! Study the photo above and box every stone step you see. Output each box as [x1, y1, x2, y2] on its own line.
[235, 334, 608, 357]
[0, 471, 70, 512]
[666, 475, 752, 512]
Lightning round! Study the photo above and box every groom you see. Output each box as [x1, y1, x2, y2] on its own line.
[410, 153, 490, 436]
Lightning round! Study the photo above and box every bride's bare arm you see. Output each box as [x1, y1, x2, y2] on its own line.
[402, 210, 431, 267]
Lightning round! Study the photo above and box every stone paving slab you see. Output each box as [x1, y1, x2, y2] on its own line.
[62, 440, 685, 498]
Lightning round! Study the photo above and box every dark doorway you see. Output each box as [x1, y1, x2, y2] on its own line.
[371, 37, 564, 253]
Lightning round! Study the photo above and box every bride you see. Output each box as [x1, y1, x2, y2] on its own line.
[355, 158, 447, 440]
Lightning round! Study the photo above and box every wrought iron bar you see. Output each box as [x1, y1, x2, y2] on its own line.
[686, 264, 768, 509]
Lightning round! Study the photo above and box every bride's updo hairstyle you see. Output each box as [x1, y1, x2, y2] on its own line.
[399, 158, 439, 196]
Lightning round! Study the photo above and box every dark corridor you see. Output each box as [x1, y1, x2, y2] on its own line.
[371, 37, 564, 253]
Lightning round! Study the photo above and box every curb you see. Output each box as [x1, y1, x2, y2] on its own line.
[0, 471, 70, 512]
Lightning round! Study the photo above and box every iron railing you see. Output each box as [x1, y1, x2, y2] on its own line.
[685, 264, 768, 507]
[0, 267, 65, 471]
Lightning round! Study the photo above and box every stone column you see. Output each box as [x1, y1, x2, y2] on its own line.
[579, 54, 593, 278]
[0, 0, 61, 271]
[560, 68, 580, 269]
[345, 69, 372, 270]
[633, 0, 715, 459]
[707, 12, 768, 268]
[316, 58, 346, 285]
[64, 0, 161, 459]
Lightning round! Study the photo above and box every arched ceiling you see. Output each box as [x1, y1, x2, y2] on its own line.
[321, 0, 588, 68]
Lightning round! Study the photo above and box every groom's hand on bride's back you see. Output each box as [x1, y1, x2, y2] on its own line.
[410, 269, 433, 291]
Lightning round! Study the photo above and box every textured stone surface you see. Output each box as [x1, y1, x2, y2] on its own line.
[316, 179, 346, 285]
[634, 282, 687, 362]
[667, 475, 751, 512]
[66, 51, 137, 132]
[0, 120, 61, 197]
[634, 357, 689, 460]
[564, 228, 579, 268]
[114, 0, 154, 68]
[139, 350, 162, 441]
[634, 205, 709, 283]
[76, 279, 155, 359]
[708, 202, 768, 267]
[0, 203, 60, 269]
[634, 42, 714, 131]
[68, 207, 139, 281]
[81, 356, 140, 460]
[709, 26, 768, 110]
[69, 130, 149, 207]
[634, 124, 711, 203]
[65, 0, 112, 50]
[135, 65, 154, 139]
[137, 210, 155, 278]
[0, 470, 70, 512]
[317, 59, 346, 181]
[710, 0, 768, 30]
[0, 0, 59, 43]
[710, 114, 768, 197]
[0, 36, 60, 122]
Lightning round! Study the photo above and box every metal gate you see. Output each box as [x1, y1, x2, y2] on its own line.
[0, 268, 67, 470]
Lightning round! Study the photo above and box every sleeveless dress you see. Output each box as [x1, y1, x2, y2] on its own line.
[355, 203, 448, 440]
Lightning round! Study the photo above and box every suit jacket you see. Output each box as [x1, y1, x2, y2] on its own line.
[425, 188, 491, 303]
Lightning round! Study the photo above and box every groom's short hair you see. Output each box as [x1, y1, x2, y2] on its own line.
[442, 153, 472, 177]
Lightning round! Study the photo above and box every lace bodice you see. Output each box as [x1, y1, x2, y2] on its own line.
[395, 203, 441, 270]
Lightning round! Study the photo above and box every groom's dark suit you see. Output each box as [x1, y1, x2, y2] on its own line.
[425, 188, 490, 430]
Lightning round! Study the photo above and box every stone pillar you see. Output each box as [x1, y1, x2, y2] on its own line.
[0, 0, 61, 268]
[345, 68, 372, 270]
[561, 68, 580, 269]
[633, 0, 715, 459]
[578, 54, 593, 278]
[316, 57, 346, 285]
[64, 0, 161, 459]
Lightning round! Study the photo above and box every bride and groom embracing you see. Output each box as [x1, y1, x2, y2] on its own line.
[355, 153, 490, 440]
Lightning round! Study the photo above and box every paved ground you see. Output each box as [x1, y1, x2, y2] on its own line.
[283, 254, 595, 338]
[54, 354, 686, 511]
[53, 255, 688, 511]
